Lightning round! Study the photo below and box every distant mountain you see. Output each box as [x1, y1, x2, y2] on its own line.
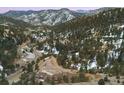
[77, 8, 114, 15]
[3, 8, 83, 26]
[0, 15, 33, 28]
[53, 8, 122, 30]
[76, 10, 89, 13]
[87, 7, 114, 15]
[3, 10, 42, 18]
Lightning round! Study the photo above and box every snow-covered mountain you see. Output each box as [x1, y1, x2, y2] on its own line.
[0, 15, 33, 28]
[3, 8, 83, 26]
[77, 8, 114, 15]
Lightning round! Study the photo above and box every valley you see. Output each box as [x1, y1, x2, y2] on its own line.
[0, 8, 124, 85]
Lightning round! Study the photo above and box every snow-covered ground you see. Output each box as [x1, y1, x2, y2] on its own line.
[0, 65, 3, 71]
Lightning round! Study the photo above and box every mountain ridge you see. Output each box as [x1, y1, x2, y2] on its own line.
[3, 8, 84, 26]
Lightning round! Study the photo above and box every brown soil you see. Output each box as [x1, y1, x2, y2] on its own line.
[37, 56, 77, 76]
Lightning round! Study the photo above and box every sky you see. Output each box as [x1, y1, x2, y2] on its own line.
[0, 7, 100, 13]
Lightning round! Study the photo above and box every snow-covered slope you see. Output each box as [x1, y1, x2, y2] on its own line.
[4, 8, 83, 26]
[52, 8, 124, 68]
